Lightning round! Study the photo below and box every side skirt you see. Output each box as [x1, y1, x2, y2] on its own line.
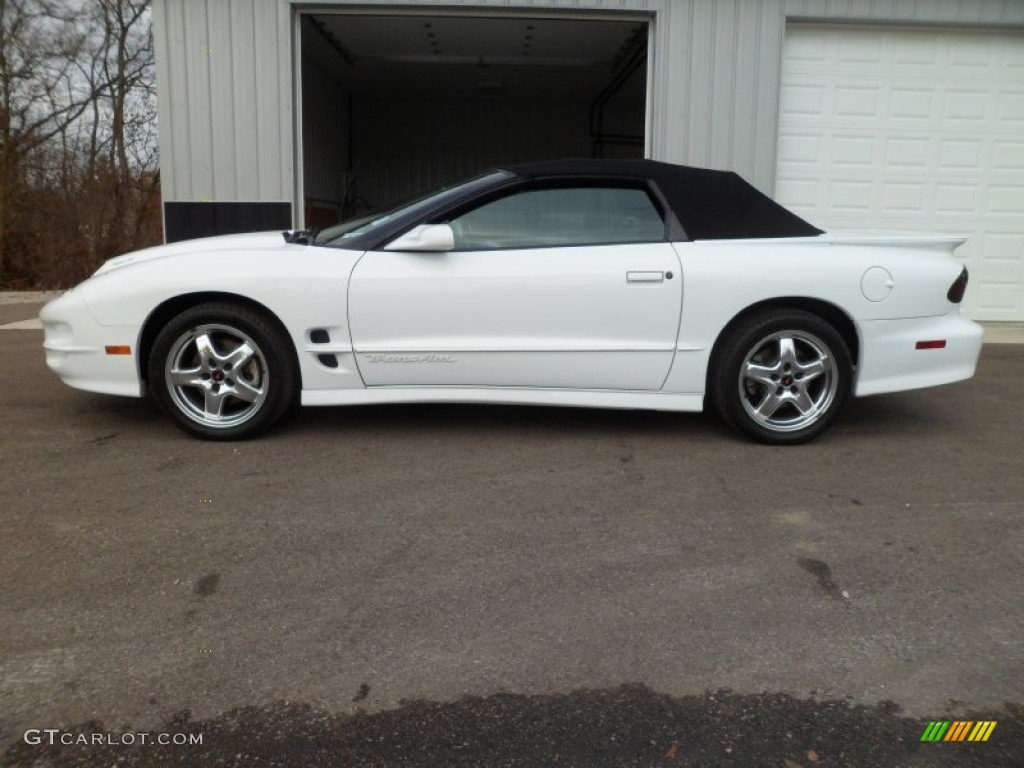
[301, 387, 704, 412]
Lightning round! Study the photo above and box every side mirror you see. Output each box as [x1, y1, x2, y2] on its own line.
[384, 224, 454, 252]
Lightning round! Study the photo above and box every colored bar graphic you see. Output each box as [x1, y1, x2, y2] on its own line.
[921, 720, 996, 742]
[968, 722, 997, 742]
[944, 721, 972, 741]
[921, 721, 950, 741]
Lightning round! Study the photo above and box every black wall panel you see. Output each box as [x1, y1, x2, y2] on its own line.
[164, 202, 293, 243]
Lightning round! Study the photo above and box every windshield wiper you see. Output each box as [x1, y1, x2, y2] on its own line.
[282, 228, 320, 245]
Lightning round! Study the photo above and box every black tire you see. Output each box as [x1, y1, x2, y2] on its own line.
[710, 309, 852, 445]
[148, 302, 298, 440]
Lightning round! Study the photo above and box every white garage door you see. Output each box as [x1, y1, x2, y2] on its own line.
[776, 25, 1024, 321]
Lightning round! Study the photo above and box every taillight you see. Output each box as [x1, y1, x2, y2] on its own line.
[947, 267, 969, 303]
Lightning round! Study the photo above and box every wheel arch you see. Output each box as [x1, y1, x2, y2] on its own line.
[706, 297, 860, 393]
[137, 292, 300, 388]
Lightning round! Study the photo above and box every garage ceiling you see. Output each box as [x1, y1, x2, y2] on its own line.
[305, 14, 647, 102]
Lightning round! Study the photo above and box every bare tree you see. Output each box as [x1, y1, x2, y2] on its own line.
[96, 0, 156, 255]
[1, 0, 90, 284]
[0, 0, 159, 288]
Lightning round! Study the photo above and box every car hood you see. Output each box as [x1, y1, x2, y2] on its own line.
[93, 231, 293, 276]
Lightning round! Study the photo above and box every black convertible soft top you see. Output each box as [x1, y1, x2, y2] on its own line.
[502, 159, 823, 240]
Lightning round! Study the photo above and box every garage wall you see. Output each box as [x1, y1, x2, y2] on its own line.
[650, 0, 787, 192]
[153, 0, 791, 215]
[152, 0, 294, 204]
[153, 0, 1024, 231]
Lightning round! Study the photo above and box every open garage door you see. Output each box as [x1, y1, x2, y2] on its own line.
[775, 25, 1024, 322]
[299, 12, 648, 229]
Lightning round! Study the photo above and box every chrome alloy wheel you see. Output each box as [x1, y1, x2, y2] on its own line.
[738, 330, 838, 433]
[164, 324, 269, 428]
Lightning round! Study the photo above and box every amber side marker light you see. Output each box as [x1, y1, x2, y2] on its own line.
[916, 340, 947, 350]
[105, 345, 132, 355]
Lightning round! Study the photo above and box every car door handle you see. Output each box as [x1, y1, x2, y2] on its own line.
[626, 271, 665, 283]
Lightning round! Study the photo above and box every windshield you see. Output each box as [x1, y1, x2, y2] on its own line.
[314, 171, 512, 246]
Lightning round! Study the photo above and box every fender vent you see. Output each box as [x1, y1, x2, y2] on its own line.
[317, 354, 338, 368]
[310, 329, 330, 344]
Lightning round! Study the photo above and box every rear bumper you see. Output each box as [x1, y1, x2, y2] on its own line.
[40, 287, 144, 397]
[855, 312, 984, 397]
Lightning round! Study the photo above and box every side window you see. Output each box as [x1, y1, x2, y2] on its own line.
[446, 185, 665, 250]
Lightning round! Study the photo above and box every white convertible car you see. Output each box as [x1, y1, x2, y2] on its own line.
[42, 159, 982, 444]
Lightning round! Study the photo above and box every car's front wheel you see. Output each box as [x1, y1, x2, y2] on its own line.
[148, 302, 297, 440]
[711, 310, 852, 444]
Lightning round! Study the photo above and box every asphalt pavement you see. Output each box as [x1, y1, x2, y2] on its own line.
[1, 301, 1022, 766]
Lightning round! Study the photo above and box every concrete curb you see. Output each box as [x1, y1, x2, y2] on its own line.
[0, 291, 63, 305]
[0, 318, 43, 330]
[983, 323, 1024, 344]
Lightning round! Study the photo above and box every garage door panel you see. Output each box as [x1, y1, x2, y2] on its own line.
[984, 232, 1024, 263]
[939, 139, 983, 168]
[997, 92, 1024, 121]
[975, 278, 1024, 319]
[777, 25, 1024, 322]
[890, 88, 935, 121]
[833, 135, 875, 166]
[994, 139, 1024, 169]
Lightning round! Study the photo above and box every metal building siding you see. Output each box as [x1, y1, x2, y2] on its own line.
[153, 0, 293, 204]
[207, 0, 236, 199]
[153, 0, 1023, 218]
[784, 0, 1024, 25]
[650, 0, 786, 192]
[228, 0, 261, 201]
[154, 0, 783, 202]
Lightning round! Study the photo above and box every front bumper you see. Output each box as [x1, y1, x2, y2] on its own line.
[855, 311, 984, 397]
[40, 287, 144, 397]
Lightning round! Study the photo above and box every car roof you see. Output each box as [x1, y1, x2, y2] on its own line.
[500, 158, 823, 240]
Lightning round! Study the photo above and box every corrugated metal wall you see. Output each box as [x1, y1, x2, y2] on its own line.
[649, 0, 786, 191]
[152, 0, 1024, 226]
[153, 0, 294, 205]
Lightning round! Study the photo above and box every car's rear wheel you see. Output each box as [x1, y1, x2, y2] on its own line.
[711, 310, 852, 444]
[148, 302, 297, 440]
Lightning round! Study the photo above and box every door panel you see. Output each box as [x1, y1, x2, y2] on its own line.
[348, 243, 682, 390]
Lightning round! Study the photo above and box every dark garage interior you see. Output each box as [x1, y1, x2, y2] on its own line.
[300, 13, 649, 229]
